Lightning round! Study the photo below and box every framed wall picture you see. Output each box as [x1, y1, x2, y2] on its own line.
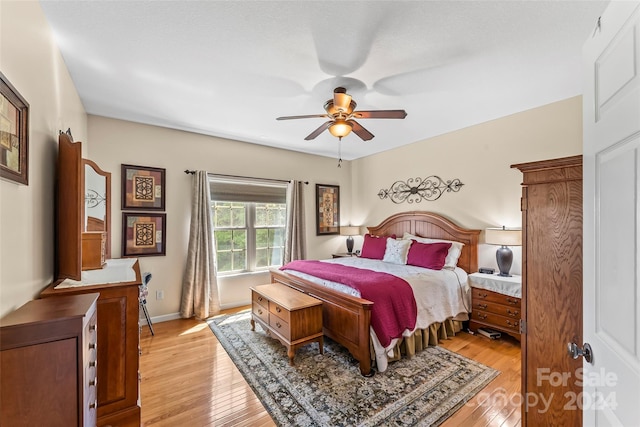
[0, 72, 29, 185]
[316, 184, 340, 235]
[121, 164, 166, 210]
[122, 212, 166, 257]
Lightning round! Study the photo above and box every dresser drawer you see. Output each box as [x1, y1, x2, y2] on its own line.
[268, 314, 291, 339]
[472, 300, 520, 318]
[269, 301, 291, 323]
[472, 288, 520, 308]
[472, 310, 520, 332]
[252, 291, 269, 310]
[252, 301, 269, 325]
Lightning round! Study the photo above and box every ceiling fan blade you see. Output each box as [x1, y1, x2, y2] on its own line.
[304, 121, 333, 140]
[352, 110, 407, 119]
[350, 120, 374, 141]
[276, 114, 329, 120]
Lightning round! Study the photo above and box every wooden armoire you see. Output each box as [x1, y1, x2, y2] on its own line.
[512, 155, 583, 426]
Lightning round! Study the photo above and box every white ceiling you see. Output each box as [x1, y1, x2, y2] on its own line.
[40, 0, 609, 161]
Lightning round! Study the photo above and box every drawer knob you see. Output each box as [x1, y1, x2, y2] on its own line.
[258, 296, 263, 302]
[89, 361, 96, 368]
[89, 400, 97, 409]
[506, 319, 518, 327]
[276, 322, 282, 328]
[507, 309, 519, 317]
[506, 298, 518, 305]
[479, 293, 488, 298]
[89, 324, 97, 331]
[476, 312, 487, 320]
[89, 379, 97, 386]
[88, 343, 96, 350]
[477, 303, 487, 309]
[276, 307, 281, 313]
[258, 309, 263, 315]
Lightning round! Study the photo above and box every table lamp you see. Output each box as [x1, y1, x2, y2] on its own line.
[485, 226, 522, 277]
[339, 225, 360, 254]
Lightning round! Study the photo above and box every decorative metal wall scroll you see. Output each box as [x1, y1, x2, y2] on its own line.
[85, 189, 106, 208]
[378, 175, 464, 204]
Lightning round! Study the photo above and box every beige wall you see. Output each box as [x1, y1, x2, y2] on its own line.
[352, 96, 583, 273]
[0, 1, 87, 317]
[87, 116, 354, 317]
[0, 1, 583, 321]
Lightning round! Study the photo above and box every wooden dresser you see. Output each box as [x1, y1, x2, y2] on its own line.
[250, 283, 323, 365]
[512, 155, 583, 426]
[468, 272, 521, 340]
[40, 261, 142, 427]
[0, 293, 99, 427]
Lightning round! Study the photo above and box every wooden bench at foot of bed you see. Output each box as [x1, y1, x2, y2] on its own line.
[270, 269, 374, 376]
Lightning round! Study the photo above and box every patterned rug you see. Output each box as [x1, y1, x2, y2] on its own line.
[207, 310, 499, 427]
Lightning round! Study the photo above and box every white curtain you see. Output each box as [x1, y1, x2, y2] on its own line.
[180, 171, 220, 319]
[284, 180, 306, 263]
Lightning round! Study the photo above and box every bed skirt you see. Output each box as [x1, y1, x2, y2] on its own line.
[373, 318, 465, 366]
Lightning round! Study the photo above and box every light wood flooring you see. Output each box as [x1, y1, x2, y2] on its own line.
[139, 307, 521, 427]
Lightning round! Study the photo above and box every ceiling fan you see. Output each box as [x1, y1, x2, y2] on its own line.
[276, 87, 407, 141]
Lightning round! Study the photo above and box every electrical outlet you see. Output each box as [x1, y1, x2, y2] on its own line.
[156, 290, 164, 300]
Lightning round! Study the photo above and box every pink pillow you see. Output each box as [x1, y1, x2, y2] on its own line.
[406, 241, 452, 270]
[360, 234, 395, 259]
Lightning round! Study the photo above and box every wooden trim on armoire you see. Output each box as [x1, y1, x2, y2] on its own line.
[511, 155, 583, 427]
[56, 132, 82, 280]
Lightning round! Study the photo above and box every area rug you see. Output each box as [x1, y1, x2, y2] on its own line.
[207, 310, 499, 427]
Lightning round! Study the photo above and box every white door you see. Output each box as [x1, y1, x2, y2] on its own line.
[583, 1, 640, 426]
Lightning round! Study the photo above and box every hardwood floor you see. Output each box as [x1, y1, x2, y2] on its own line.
[139, 308, 521, 426]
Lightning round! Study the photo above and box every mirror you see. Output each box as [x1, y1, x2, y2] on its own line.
[83, 159, 111, 258]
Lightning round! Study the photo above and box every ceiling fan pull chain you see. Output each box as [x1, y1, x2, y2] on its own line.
[337, 140, 342, 168]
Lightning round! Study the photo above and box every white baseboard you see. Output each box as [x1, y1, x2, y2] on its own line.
[139, 303, 249, 326]
[139, 312, 181, 325]
[220, 301, 250, 310]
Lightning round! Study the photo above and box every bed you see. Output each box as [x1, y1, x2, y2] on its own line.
[270, 211, 480, 376]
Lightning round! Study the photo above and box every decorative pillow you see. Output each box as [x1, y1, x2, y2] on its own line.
[406, 241, 452, 270]
[382, 238, 412, 265]
[403, 232, 464, 269]
[360, 234, 390, 259]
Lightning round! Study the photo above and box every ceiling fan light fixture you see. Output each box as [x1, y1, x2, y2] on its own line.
[333, 92, 352, 112]
[324, 99, 357, 116]
[329, 119, 353, 140]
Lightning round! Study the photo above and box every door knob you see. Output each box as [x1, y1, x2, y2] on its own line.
[567, 342, 593, 364]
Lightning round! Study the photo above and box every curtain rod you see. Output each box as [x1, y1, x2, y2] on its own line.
[184, 170, 308, 184]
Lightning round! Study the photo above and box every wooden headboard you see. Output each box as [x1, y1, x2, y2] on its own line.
[367, 211, 480, 274]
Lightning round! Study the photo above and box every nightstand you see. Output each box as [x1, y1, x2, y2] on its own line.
[468, 272, 522, 340]
[332, 252, 357, 258]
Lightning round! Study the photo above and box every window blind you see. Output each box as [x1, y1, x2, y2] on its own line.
[208, 175, 287, 204]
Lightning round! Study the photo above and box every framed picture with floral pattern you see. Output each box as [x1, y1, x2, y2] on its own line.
[121, 164, 165, 210]
[122, 212, 166, 256]
[0, 72, 29, 185]
[316, 183, 340, 235]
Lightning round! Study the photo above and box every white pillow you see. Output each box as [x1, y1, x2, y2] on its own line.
[402, 232, 464, 269]
[383, 237, 412, 265]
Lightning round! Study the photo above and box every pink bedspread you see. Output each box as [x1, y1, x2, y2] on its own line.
[280, 260, 417, 347]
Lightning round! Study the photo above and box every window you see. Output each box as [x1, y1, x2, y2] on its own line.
[209, 176, 287, 275]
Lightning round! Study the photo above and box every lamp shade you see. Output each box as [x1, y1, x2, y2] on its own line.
[485, 227, 522, 246]
[340, 226, 360, 236]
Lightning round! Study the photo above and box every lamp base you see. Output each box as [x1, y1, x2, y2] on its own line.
[496, 246, 513, 277]
[346, 236, 354, 254]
